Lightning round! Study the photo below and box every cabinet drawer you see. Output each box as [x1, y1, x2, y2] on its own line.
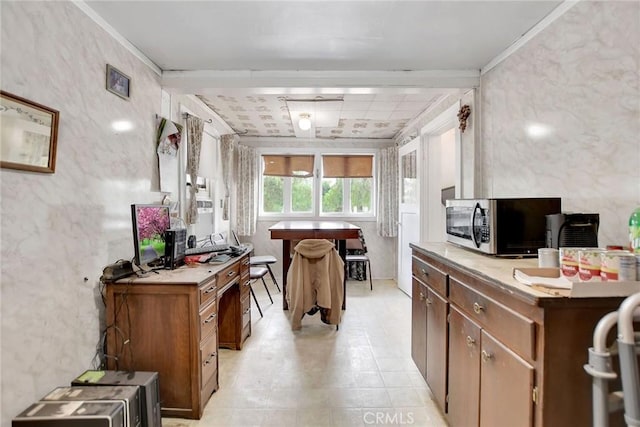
[200, 300, 217, 341]
[199, 278, 218, 309]
[241, 295, 251, 328]
[450, 277, 535, 361]
[240, 277, 251, 300]
[412, 256, 447, 297]
[219, 263, 240, 288]
[240, 255, 250, 279]
[200, 334, 218, 389]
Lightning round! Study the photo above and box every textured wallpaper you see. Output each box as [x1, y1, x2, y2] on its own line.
[1, 2, 163, 424]
[481, 0, 640, 246]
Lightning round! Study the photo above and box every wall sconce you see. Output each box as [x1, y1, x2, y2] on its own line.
[298, 113, 312, 131]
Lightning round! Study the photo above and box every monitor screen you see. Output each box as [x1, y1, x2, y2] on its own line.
[131, 204, 171, 267]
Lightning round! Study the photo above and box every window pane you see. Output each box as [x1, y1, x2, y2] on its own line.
[291, 177, 312, 212]
[263, 176, 283, 213]
[350, 178, 372, 213]
[322, 178, 343, 213]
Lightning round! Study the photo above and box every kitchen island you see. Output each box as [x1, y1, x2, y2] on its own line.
[410, 242, 627, 427]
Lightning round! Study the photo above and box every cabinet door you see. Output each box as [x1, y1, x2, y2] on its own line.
[425, 286, 448, 411]
[448, 306, 481, 427]
[411, 278, 428, 377]
[480, 330, 534, 427]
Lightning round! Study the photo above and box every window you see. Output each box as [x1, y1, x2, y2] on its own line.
[262, 155, 314, 215]
[322, 155, 373, 215]
[260, 152, 375, 218]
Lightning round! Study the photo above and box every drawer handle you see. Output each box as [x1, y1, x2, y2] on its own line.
[473, 302, 485, 314]
[204, 286, 216, 294]
[425, 297, 432, 306]
[204, 352, 217, 365]
[227, 270, 236, 277]
[243, 259, 249, 266]
[421, 268, 429, 277]
[481, 350, 493, 362]
[419, 292, 425, 301]
[466, 336, 476, 347]
[204, 313, 217, 324]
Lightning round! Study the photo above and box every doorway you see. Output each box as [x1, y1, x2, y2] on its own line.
[397, 137, 421, 296]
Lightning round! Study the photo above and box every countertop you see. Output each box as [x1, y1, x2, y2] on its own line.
[410, 242, 557, 300]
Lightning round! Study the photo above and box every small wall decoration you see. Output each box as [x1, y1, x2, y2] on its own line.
[0, 90, 59, 173]
[457, 104, 471, 133]
[106, 64, 130, 100]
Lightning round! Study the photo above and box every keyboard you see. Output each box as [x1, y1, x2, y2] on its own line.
[184, 243, 230, 255]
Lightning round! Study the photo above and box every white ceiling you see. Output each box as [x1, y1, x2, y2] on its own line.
[82, 0, 563, 139]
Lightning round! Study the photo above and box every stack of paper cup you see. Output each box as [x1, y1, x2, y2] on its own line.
[538, 248, 559, 268]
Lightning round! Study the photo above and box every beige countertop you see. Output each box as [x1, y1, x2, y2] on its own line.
[410, 242, 557, 299]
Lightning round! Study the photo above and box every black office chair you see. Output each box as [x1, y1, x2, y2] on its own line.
[249, 266, 273, 317]
[232, 230, 280, 293]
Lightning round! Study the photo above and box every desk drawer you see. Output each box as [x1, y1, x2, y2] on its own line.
[199, 300, 217, 341]
[219, 263, 240, 287]
[200, 334, 218, 388]
[412, 256, 447, 297]
[199, 278, 218, 309]
[240, 255, 250, 279]
[449, 277, 535, 361]
[241, 295, 251, 329]
[241, 277, 251, 300]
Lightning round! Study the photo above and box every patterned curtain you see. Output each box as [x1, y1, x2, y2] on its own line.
[376, 145, 399, 237]
[185, 115, 204, 225]
[235, 144, 258, 236]
[220, 134, 236, 221]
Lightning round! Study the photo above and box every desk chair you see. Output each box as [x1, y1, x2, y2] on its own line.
[346, 231, 373, 291]
[232, 230, 280, 293]
[249, 266, 273, 318]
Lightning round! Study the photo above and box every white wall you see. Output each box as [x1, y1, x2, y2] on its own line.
[480, 0, 640, 246]
[0, 3, 220, 425]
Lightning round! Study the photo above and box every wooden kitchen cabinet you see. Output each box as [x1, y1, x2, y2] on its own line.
[411, 254, 449, 411]
[410, 243, 627, 427]
[411, 278, 428, 377]
[480, 329, 534, 427]
[448, 306, 480, 427]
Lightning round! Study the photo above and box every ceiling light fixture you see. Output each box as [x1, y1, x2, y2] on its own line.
[298, 113, 312, 131]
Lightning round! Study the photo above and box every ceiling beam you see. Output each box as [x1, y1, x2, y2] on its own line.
[161, 70, 479, 94]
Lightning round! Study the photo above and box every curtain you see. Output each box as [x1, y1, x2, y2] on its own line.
[220, 134, 236, 220]
[185, 115, 204, 225]
[235, 144, 258, 236]
[376, 145, 399, 237]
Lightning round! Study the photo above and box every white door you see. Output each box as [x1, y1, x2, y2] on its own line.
[397, 137, 421, 296]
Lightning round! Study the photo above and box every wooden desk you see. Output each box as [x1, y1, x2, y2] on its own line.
[269, 220, 360, 310]
[104, 251, 251, 420]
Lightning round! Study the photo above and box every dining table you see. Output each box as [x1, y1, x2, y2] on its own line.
[269, 220, 361, 310]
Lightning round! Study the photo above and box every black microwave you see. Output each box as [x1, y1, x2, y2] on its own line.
[445, 198, 562, 256]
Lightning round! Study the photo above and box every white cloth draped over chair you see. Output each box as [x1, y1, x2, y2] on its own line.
[286, 239, 344, 330]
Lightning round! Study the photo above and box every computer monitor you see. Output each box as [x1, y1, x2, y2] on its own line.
[131, 204, 171, 268]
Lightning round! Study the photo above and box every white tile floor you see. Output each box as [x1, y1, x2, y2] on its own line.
[163, 279, 448, 427]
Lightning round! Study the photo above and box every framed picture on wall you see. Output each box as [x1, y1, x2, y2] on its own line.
[106, 64, 130, 100]
[0, 90, 59, 173]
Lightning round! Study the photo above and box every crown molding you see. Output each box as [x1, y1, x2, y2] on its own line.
[73, 1, 162, 75]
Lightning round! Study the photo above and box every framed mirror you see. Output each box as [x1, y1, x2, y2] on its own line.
[0, 90, 59, 173]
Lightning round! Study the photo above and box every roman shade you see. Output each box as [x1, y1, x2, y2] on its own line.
[262, 155, 314, 177]
[322, 155, 373, 178]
